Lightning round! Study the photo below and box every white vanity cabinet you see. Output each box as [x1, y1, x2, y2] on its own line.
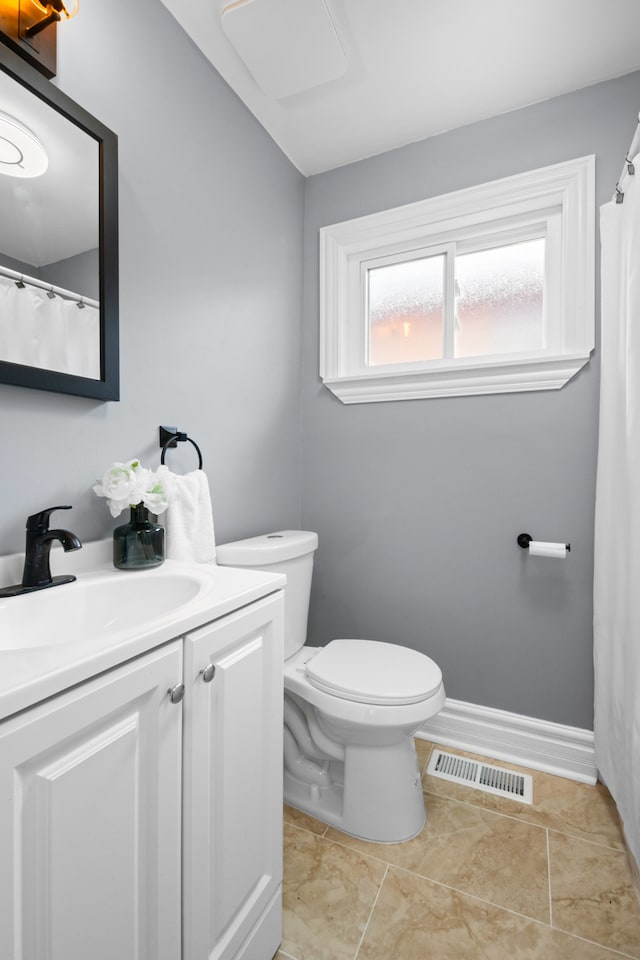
[0, 584, 284, 960]
[0, 640, 184, 960]
[183, 592, 284, 960]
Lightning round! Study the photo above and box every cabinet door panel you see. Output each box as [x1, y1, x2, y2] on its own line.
[183, 593, 284, 960]
[0, 641, 183, 960]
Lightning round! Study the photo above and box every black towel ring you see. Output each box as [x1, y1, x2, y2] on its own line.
[159, 426, 203, 470]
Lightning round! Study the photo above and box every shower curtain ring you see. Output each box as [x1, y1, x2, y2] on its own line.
[626, 155, 635, 175]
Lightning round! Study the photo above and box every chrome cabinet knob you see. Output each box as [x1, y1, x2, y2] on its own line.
[200, 663, 216, 683]
[168, 682, 185, 704]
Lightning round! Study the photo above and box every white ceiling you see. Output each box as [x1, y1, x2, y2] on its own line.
[160, 0, 640, 176]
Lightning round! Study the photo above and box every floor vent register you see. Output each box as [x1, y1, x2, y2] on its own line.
[426, 750, 533, 805]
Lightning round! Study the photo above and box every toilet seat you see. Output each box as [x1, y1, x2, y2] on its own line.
[305, 638, 442, 706]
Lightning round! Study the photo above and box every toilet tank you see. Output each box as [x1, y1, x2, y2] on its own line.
[216, 531, 318, 660]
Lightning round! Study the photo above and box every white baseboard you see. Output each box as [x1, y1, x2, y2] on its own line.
[419, 698, 597, 785]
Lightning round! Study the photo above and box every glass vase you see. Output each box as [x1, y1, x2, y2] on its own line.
[113, 503, 165, 570]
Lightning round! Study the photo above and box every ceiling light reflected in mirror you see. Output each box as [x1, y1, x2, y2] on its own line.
[0, 110, 47, 177]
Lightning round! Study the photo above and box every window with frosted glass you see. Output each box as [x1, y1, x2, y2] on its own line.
[320, 157, 594, 402]
[367, 254, 445, 366]
[454, 238, 545, 358]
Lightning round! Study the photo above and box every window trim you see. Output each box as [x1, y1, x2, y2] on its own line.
[319, 156, 595, 403]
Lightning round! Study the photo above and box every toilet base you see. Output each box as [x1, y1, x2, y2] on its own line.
[284, 735, 426, 843]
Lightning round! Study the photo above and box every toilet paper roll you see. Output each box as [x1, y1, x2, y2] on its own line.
[528, 540, 567, 559]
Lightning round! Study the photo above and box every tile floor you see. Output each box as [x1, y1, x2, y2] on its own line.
[276, 740, 640, 960]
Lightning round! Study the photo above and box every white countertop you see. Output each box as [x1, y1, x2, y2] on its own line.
[0, 540, 285, 721]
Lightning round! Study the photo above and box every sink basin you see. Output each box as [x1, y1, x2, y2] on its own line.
[0, 567, 212, 650]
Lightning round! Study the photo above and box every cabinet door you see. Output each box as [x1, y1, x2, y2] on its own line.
[183, 593, 284, 960]
[0, 641, 183, 960]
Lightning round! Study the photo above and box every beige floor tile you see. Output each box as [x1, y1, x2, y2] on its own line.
[282, 822, 386, 960]
[358, 866, 626, 960]
[423, 742, 625, 850]
[326, 793, 550, 922]
[549, 831, 640, 957]
[283, 803, 327, 836]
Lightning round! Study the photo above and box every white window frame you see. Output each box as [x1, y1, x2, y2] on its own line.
[319, 156, 595, 403]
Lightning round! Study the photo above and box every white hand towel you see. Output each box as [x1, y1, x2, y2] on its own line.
[158, 467, 216, 564]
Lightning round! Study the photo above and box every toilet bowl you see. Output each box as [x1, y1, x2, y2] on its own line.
[216, 531, 445, 843]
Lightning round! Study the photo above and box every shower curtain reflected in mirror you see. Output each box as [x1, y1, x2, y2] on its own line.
[594, 150, 640, 871]
[0, 272, 100, 379]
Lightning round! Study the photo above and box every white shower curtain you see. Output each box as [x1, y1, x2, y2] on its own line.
[0, 274, 100, 379]
[594, 151, 640, 868]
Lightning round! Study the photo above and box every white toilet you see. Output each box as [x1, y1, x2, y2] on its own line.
[216, 530, 445, 843]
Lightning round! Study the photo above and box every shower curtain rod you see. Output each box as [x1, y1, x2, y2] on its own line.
[614, 110, 640, 203]
[0, 264, 99, 309]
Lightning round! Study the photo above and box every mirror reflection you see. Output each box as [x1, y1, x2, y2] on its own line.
[0, 66, 100, 379]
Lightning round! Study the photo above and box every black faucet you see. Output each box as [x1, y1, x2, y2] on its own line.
[0, 506, 82, 598]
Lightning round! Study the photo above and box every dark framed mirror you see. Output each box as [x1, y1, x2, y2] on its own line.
[0, 42, 118, 400]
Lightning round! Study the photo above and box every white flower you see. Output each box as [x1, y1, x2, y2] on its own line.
[93, 458, 170, 518]
[142, 475, 169, 516]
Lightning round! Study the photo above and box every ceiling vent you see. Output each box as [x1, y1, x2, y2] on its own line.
[221, 0, 347, 100]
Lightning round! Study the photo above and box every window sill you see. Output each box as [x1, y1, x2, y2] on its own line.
[322, 353, 592, 403]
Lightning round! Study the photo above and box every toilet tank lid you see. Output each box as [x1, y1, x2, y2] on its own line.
[216, 530, 318, 566]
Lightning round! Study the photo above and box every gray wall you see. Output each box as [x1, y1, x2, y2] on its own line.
[301, 71, 640, 730]
[41, 248, 99, 301]
[0, 252, 41, 275]
[0, 0, 304, 553]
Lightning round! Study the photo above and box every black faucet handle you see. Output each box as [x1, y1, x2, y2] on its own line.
[26, 505, 73, 533]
